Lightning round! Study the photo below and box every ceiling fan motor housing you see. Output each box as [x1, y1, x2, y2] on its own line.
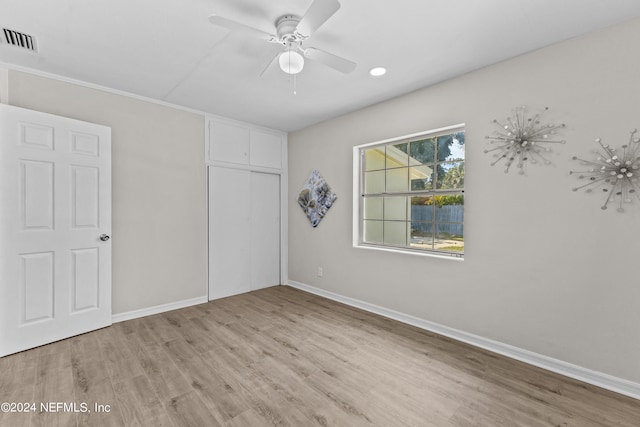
[276, 15, 302, 41]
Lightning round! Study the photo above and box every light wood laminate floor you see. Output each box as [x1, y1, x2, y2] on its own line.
[1, 286, 639, 426]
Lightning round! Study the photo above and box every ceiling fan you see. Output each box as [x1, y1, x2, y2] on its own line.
[208, 0, 356, 76]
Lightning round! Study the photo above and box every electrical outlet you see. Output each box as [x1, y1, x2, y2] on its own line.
[317, 267, 323, 277]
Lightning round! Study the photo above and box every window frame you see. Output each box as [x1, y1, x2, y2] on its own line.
[352, 123, 465, 260]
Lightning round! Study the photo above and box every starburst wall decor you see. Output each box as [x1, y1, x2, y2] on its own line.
[570, 129, 640, 212]
[485, 106, 566, 174]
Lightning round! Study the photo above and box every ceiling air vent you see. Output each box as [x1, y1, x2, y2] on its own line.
[1, 28, 38, 52]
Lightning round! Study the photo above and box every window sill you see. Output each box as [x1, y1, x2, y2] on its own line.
[354, 243, 464, 261]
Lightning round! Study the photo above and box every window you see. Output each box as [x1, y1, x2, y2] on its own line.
[354, 125, 465, 258]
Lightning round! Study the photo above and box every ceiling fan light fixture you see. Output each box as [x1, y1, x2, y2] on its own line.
[369, 66, 387, 77]
[279, 49, 305, 74]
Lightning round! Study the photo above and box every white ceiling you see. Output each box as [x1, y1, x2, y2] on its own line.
[2, 0, 640, 132]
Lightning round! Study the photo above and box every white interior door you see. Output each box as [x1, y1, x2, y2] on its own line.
[208, 166, 280, 300]
[250, 172, 280, 290]
[0, 104, 111, 357]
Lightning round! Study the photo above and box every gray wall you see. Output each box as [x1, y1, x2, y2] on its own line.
[288, 17, 640, 383]
[8, 71, 208, 315]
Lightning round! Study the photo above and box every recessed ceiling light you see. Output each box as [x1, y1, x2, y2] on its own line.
[369, 66, 387, 77]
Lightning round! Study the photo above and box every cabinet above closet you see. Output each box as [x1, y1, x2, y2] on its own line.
[206, 116, 286, 171]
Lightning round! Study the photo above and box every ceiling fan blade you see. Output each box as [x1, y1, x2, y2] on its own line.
[208, 14, 276, 41]
[259, 51, 281, 77]
[304, 47, 356, 74]
[296, 0, 341, 37]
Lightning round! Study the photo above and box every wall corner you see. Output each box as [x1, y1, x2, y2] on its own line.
[0, 67, 9, 104]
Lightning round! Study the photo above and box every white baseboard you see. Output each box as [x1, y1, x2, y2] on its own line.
[286, 280, 640, 401]
[112, 295, 208, 323]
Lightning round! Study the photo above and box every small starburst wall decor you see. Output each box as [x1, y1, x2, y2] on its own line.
[485, 106, 566, 174]
[570, 129, 640, 212]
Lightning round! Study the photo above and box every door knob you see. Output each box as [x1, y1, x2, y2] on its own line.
[99, 234, 111, 241]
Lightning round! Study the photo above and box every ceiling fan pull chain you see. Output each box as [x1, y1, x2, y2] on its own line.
[289, 72, 297, 95]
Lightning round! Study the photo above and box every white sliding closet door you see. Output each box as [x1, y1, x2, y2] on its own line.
[208, 166, 280, 300]
[208, 167, 251, 300]
[251, 172, 280, 291]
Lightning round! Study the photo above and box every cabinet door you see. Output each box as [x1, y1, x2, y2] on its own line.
[208, 121, 250, 165]
[208, 167, 251, 300]
[250, 130, 282, 169]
